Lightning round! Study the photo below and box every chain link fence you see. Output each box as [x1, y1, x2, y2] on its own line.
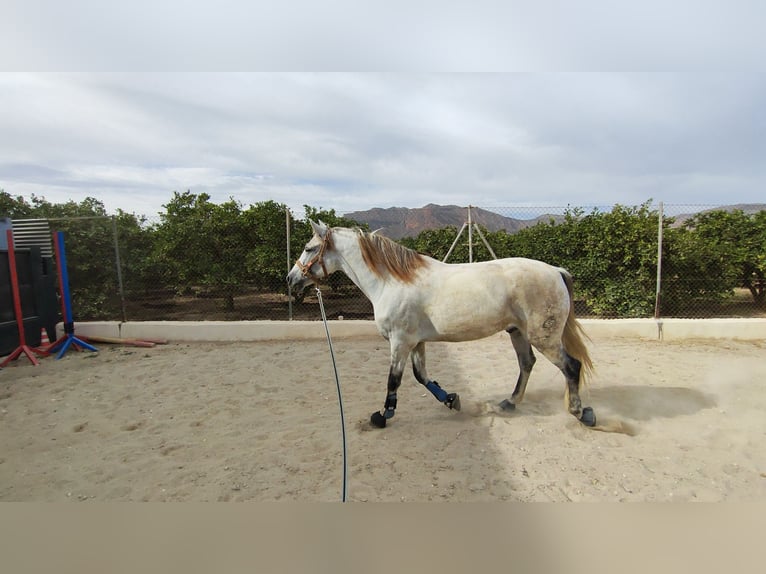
[25, 203, 765, 323]
[477, 203, 765, 319]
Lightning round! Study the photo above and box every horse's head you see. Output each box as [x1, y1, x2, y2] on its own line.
[286, 219, 334, 292]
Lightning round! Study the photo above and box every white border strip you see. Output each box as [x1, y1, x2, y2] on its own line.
[59, 318, 766, 343]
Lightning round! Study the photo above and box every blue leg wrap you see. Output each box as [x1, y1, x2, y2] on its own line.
[384, 393, 397, 419]
[425, 381, 449, 403]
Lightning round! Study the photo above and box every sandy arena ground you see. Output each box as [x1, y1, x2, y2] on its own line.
[1, 332, 765, 502]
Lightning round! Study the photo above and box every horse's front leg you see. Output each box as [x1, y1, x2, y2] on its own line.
[411, 342, 461, 411]
[370, 341, 411, 428]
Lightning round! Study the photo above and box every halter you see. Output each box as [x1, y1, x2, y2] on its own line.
[295, 228, 332, 282]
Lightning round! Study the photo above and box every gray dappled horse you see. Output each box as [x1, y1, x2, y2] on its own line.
[287, 221, 597, 429]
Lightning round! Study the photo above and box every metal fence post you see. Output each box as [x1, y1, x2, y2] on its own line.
[112, 216, 128, 323]
[654, 202, 664, 336]
[468, 205, 473, 263]
[286, 207, 293, 321]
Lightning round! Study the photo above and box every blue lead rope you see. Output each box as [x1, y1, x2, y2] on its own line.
[315, 286, 348, 502]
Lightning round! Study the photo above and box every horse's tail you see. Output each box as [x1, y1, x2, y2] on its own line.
[560, 270, 593, 384]
[560, 271, 633, 435]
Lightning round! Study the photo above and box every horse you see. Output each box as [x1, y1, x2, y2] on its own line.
[287, 220, 597, 429]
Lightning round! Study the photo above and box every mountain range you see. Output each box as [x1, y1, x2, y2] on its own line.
[344, 203, 766, 239]
[344, 204, 563, 239]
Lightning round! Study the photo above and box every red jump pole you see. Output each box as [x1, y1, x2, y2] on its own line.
[1, 229, 47, 367]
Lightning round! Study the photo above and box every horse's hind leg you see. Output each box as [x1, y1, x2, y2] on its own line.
[539, 345, 596, 427]
[411, 342, 461, 411]
[499, 327, 536, 411]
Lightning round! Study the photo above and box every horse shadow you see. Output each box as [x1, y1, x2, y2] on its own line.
[343, 340, 715, 503]
[474, 384, 717, 423]
[587, 384, 718, 421]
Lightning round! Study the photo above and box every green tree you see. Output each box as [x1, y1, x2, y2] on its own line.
[565, 203, 661, 317]
[749, 211, 766, 306]
[113, 209, 157, 298]
[0, 190, 35, 218]
[496, 214, 566, 263]
[151, 191, 253, 311]
[242, 200, 292, 290]
[2, 190, 158, 320]
[676, 209, 766, 307]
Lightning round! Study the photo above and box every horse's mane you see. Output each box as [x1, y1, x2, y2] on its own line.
[356, 230, 427, 283]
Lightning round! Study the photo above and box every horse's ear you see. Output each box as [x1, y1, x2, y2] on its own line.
[310, 219, 328, 238]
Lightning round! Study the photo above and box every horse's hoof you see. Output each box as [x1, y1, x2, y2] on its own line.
[370, 411, 387, 428]
[445, 393, 461, 411]
[499, 399, 516, 411]
[580, 407, 596, 427]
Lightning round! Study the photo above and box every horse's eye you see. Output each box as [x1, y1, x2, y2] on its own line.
[305, 245, 318, 253]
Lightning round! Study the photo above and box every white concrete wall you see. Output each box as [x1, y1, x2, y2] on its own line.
[581, 318, 766, 340]
[59, 318, 766, 343]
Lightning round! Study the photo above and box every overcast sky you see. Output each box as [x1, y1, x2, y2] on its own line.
[1, 5, 764, 220]
[1, 73, 764, 220]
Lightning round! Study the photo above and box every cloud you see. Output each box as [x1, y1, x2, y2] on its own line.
[4, 2, 765, 71]
[1, 73, 765, 220]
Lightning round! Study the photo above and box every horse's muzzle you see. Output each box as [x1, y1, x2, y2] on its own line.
[286, 266, 311, 292]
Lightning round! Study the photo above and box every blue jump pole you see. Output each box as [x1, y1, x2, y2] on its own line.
[46, 231, 98, 359]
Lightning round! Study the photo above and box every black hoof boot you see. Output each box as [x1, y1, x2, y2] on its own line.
[370, 411, 387, 428]
[445, 393, 461, 411]
[499, 398, 516, 411]
[580, 407, 596, 427]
